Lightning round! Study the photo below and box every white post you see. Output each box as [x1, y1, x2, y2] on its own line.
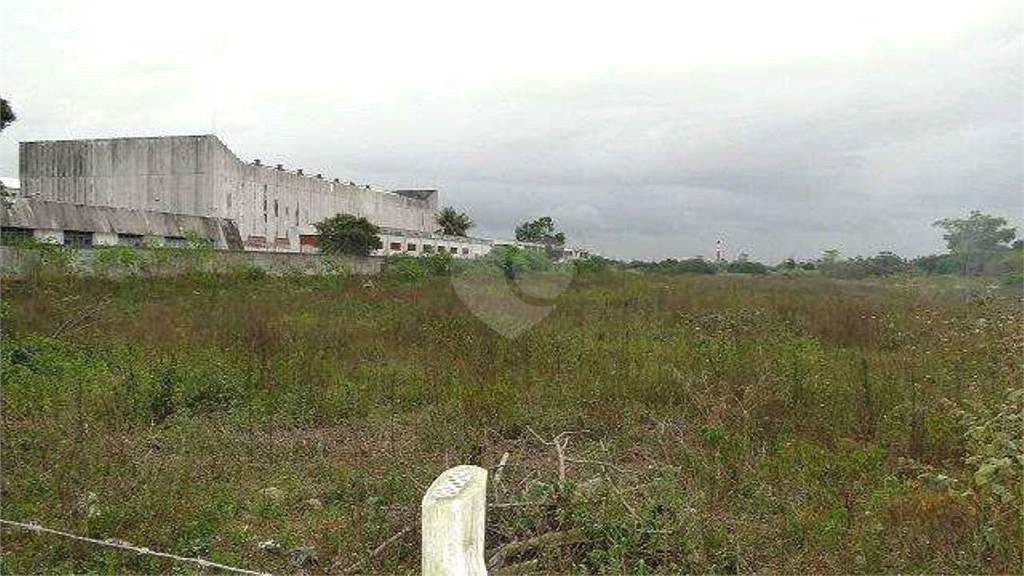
[421, 465, 488, 576]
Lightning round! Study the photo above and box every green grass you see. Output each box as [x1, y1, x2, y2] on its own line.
[0, 271, 1021, 574]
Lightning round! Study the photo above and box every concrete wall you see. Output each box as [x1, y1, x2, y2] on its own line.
[33, 229, 63, 244]
[0, 245, 383, 277]
[20, 135, 219, 217]
[214, 250, 382, 275]
[207, 137, 436, 250]
[20, 135, 439, 252]
[94, 232, 118, 246]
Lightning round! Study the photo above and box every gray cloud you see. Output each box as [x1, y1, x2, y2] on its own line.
[1, 0, 1020, 262]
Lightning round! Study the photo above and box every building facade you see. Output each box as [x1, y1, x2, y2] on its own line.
[4, 134, 588, 260]
[10, 134, 491, 256]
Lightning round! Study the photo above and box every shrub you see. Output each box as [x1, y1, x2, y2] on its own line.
[421, 251, 453, 275]
[93, 245, 142, 277]
[485, 245, 552, 278]
[11, 239, 76, 279]
[320, 255, 352, 277]
[313, 213, 382, 256]
[726, 260, 768, 274]
[626, 257, 716, 275]
[998, 272, 1022, 289]
[382, 254, 430, 284]
[573, 256, 610, 275]
[243, 264, 269, 280]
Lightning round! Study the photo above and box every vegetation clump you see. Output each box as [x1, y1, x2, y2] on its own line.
[313, 213, 382, 256]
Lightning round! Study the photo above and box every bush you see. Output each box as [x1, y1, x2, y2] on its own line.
[626, 257, 716, 275]
[485, 245, 552, 278]
[998, 272, 1022, 289]
[726, 260, 768, 274]
[573, 256, 610, 275]
[675, 258, 717, 274]
[421, 252, 453, 275]
[10, 239, 76, 279]
[313, 213, 382, 256]
[320, 255, 352, 277]
[382, 254, 430, 284]
[913, 253, 962, 275]
[93, 245, 142, 277]
[242, 264, 269, 280]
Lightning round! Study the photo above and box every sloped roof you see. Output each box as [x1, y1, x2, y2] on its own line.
[0, 198, 242, 248]
[392, 189, 437, 201]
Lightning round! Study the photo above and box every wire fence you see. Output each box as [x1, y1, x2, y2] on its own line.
[2, 464, 491, 575]
[0, 518, 271, 576]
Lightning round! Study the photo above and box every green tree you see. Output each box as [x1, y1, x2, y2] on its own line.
[514, 216, 565, 245]
[514, 216, 566, 259]
[933, 211, 1017, 275]
[435, 207, 473, 236]
[0, 98, 15, 133]
[866, 251, 908, 276]
[313, 213, 382, 256]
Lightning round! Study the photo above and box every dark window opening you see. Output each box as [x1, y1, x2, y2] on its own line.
[423, 244, 433, 253]
[163, 236, 187, 248]
[63, 230, 93, 248]
[118, 233, 143, 247]
[450, 247, 458, 254]
[1, 227, 32, 245]
[274, 199, 279, 218]
[389, 242, 402, 251]
[461, 248, 469, 255]
[407, 243, 417, 252]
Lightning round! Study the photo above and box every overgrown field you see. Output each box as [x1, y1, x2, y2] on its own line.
[0, 271, 1021, 574]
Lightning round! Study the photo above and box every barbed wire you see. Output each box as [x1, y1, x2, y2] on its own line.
[0, 518, 272, 576]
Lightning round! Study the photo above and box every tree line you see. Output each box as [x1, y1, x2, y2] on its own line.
[619, 211, 1021, 284]
[314, 208, 1019, 286]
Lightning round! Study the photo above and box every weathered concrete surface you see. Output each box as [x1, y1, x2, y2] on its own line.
[19, 135, 438, 251]
[1, 198, 241, 249]
[19, 135, 216, 216]
[0, 245, 382, 277]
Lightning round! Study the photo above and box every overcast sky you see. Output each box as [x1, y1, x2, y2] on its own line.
[1, 1, 1020, 262]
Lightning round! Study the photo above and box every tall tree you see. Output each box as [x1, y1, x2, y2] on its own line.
[0, 98, 16, 133]
[435, 207, 473, 237]
[933, 211, 1017, 274]
[514, 216, 566, 259]
[514, 216, 565, 245]
[937, 210, 1015, 274]
[313, 213, 382, 256]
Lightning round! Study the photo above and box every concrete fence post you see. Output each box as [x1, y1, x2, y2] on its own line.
[421, 465, 488, 576]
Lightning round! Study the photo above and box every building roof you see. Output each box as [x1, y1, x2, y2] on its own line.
[0, 198, 242, 248]
[392, 189, 437, 201]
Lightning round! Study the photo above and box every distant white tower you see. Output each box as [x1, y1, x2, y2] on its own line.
[716, 238, 726, 262]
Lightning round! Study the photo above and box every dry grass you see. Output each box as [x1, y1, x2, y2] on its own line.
[0, 271, 1021, 574]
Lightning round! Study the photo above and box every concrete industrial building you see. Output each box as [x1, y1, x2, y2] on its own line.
[3, 134, 497, 257]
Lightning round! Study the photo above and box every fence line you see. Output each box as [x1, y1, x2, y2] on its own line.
[0, 519, 271, 576]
